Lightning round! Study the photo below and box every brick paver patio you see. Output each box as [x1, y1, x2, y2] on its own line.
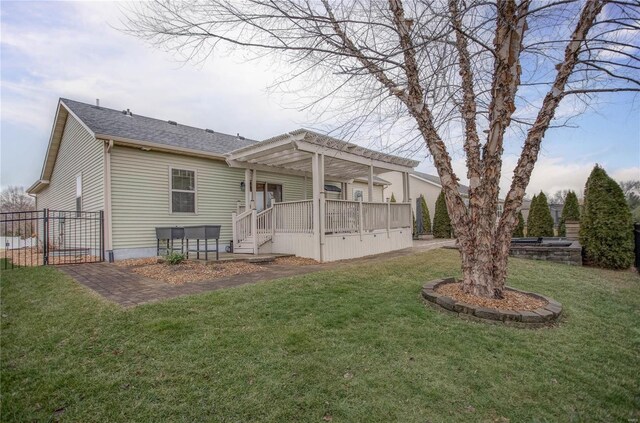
[60, 239, 454, 307]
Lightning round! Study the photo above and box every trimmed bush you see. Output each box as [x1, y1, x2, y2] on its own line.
[527, 191, 554, 237]
[526, 194, 538, 233]
[165, 252, 186, 265]
[419, 195, 432, 235]
[390, 193, 397, 203]
[558, 190, 580, 236]
[513, 211, 525, 237]
[432, 191, 452, 238]
[580, 165, 634, 269]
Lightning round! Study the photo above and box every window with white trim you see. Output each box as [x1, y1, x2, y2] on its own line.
[75, 174, 82, 213]
[171, 168, 196, 213]
[497, 203, 504, 217]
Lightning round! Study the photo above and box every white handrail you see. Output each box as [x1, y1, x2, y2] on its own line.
[233, 208, 253, 244]
[256, 207, 273, 245]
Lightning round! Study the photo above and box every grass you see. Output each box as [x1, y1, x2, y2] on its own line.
[1, 249, 639, 422]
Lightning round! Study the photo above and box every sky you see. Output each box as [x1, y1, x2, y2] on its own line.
[1, 1, 639, 198]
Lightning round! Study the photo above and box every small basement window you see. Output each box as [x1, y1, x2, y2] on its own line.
[75, 174, 82, 213]
[171, 168, 196, 213]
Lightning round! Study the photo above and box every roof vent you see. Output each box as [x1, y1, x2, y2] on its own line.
[93, 98, 101, 109]
[121, 109, 133, 117]
[237, 133, 245, 140]
[168, 120, 177, 125]
[205, 129, 214, 133]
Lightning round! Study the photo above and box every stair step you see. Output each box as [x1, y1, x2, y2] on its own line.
[247, 256, 276, 264]
[233, 247, 255, 254]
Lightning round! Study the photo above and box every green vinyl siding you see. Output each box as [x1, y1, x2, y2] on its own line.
[36, 115, 104, 212]
[110, 146, 310, 250]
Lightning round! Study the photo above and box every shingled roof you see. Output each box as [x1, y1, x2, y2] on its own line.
[61, 98, 257, 155]
[411, 170, 470, 196]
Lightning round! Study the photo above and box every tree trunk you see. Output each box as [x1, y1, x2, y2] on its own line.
[458, 210, 508, 299]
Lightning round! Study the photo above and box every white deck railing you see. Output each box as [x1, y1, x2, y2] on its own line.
[325, 200, 411, 234]
[233, 199, 411, 253]
[325, 199, 359, 233]
[390, 203, 412, 229]
[273, 200, 313, 233]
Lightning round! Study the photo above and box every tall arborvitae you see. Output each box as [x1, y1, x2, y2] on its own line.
[432, 191, 452, 238]
[419, 195, 431, 235]
[580, 165, 634, 269]
[526, 194, 538, 234]
[558, 190, 580, 236]
[513, 211, 525, 237]
[390, 193, 397, 203]
[527, 191, 554, 237]
[412, 210, 418, 239]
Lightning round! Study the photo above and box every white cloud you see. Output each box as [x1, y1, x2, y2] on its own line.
[416, 154, 640, 199]
[0, 2, 306, 136]
[611, 167, 640, 182]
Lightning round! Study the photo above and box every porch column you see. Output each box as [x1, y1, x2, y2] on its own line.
[251, 169, 257, 209]
[406, 171, 411, 204]
[402, 172, 408, 203]
[244, 169, 251, 208]
[319, 154, 326, 261]
[311, 153, 321, 261]
[368, 164, 374, 201]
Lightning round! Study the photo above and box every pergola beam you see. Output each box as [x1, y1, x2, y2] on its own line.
[227, 159, 311, 177]
[292, 140, 416, 173]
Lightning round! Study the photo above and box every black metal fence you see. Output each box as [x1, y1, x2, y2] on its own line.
[1, 209, 104, 270]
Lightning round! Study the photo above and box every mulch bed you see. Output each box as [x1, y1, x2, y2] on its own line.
[115, 258, 265, 285]
[436, 282, 547, 311]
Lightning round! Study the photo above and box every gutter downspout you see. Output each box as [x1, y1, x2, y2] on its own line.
[104, 139, 114, 262]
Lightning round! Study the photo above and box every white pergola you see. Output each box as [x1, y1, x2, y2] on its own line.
[226, 129, 419, 261]
[226, 129, 419, 206]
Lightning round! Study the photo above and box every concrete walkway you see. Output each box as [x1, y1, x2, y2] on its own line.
[60, 239, 455, 307]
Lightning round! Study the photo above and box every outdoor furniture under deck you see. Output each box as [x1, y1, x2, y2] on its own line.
[184, 225, 221, 261]
[155, 227, 184, 256]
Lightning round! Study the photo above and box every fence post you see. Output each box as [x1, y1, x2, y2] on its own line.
[43, 209, 49, 265]
[100, 210, 105, 262]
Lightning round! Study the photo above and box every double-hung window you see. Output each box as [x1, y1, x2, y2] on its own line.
[171, 168, 196, 213]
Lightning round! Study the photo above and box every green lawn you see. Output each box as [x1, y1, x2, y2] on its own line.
[1, 249, 639, 422]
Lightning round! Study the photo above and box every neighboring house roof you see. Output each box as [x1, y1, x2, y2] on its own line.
[61, 98, 258, 155]
[519, 199, 532, 211]
[410, 170, 470, 196]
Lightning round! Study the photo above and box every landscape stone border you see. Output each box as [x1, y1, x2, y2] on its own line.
[422, 278, 562, 328]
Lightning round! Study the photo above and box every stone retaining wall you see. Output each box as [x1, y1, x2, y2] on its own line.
[509, 241, 582, 266]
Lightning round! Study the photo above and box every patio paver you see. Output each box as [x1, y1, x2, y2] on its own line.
[59, 239, 454, 307]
